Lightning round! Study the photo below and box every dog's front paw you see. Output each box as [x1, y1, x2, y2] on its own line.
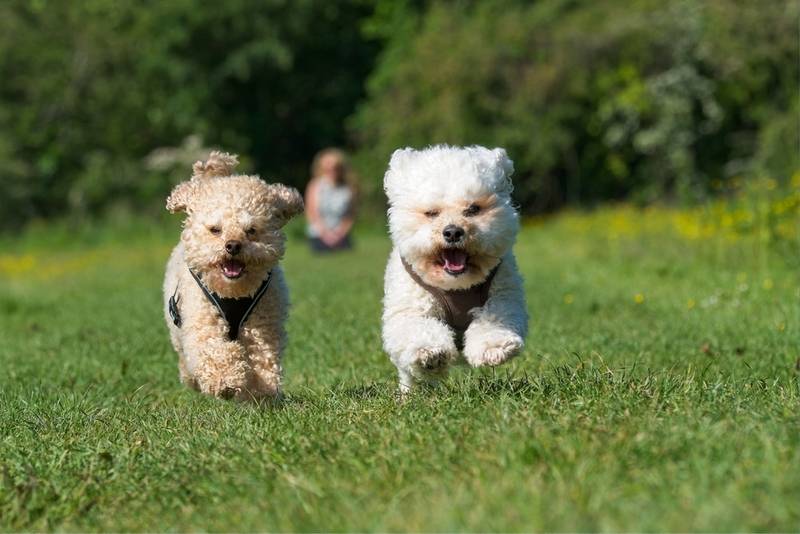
[248, 362, 283, 400]
[207, 377, 247, 400]
[395, 345, 457, 395]
[464, 335, 523, 368]
[481, 341, 521, 366]
[194, 359, 250, 400]
[416, 347, 451, 371]
[218, 385, 242, 400]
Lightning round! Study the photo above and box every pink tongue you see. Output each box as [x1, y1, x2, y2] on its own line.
[442, 249, 467, 272]
[222, 260, 244, 278]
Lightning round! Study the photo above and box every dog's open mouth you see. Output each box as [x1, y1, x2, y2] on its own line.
[440, 248, 468, 276]
[221, 259, 245, 279]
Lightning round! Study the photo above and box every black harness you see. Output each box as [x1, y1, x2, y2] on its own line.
[168, 269, 273, 341]
[400, 257, 500, 349]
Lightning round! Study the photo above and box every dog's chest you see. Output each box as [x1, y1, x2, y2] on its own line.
[402, 258, 499, 333]
[171, 269, 273, 341]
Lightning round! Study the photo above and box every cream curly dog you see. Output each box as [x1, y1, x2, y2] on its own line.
[382, 145, 529, 393]
[163, 151, 303, 400]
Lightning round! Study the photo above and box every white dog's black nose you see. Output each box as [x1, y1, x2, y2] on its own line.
[442, 225, 465, 243]
[225, 240, 242, 255]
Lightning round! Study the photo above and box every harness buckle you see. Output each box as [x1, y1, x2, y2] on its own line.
[168, 293, 182, 327]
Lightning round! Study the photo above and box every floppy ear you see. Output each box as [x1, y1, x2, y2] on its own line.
[489, 147, 514, 195]
[388, 147, 415, 174]
[492, 147, 514, 178]
[384, 147, 416, 196]
[166, 181, 198, 213]
[267, 184, 304, 225]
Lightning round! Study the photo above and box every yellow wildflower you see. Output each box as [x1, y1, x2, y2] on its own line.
[791, 170, 800, 189]
[0, 254, 36, 277]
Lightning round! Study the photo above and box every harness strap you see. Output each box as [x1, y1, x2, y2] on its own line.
[400, 256, 500, 333]
[175, 268, 273, 341]
[168, 286, 181, 327]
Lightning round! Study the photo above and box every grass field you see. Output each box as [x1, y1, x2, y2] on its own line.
[1, 208, 798, 532]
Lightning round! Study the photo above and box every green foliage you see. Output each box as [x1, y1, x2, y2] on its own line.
[755, 97, 800, 182]
[353, 0, 799, 211]
[1, 215, 799, 530]
[1, 0, 797, 227]
[0, 0, 377, 227]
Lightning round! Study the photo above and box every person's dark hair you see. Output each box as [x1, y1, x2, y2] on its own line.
[310, 148, 359, 195]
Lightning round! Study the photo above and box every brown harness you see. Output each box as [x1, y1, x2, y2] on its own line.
[401, 256, 500, 334]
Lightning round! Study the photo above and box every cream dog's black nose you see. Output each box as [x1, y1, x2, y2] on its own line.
[442, 225, 465, 243]
[225, 240, 242, 255]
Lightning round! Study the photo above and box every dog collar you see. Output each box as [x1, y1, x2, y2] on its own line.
[400, 256, 500, 334]
[169, 268, 273, 341]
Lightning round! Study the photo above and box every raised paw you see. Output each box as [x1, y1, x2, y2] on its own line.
[481, 344, 518, 366]
[465, 337, 522, 368]
[415, 347, 452, 373]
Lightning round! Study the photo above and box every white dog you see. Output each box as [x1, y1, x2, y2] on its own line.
[382, 145, 529, 392]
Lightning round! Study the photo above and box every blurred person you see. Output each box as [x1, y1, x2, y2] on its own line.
[305, 148, 357, 252]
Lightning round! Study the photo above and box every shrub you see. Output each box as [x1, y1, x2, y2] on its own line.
[0, 0, 377, 228]
[352, 0, 799, 212]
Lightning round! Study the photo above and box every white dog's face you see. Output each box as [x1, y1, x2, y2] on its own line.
[384, 145, 519, 290]
[167, 176, 303, 298]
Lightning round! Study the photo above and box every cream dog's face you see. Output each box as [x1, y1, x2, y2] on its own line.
[167, 176, 303, 298]
[384, 146, 519, 290]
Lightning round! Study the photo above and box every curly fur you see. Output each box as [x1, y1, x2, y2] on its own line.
[163, 151, 303, 400]
[382, 145, 529, 392]
[191, 150, 239, 180]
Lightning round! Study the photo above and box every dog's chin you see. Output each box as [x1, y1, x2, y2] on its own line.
[199, 260, 271, 298]
[411, 247, 499, 291]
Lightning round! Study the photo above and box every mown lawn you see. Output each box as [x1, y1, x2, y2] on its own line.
[1, 209, 798, 532]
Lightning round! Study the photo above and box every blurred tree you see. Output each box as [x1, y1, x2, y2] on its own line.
[0, 0, 796, 227]
[352, 0, 799, 212]
[0, 0, 378, 227]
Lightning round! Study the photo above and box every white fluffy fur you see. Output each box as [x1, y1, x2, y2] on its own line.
[382, 145, 529, 392]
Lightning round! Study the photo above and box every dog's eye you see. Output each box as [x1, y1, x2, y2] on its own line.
[424, 210, 440, 218]
[209, 226, 222, 235]
[463, 204, 481, 217]
[245, 227, 257, 236]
